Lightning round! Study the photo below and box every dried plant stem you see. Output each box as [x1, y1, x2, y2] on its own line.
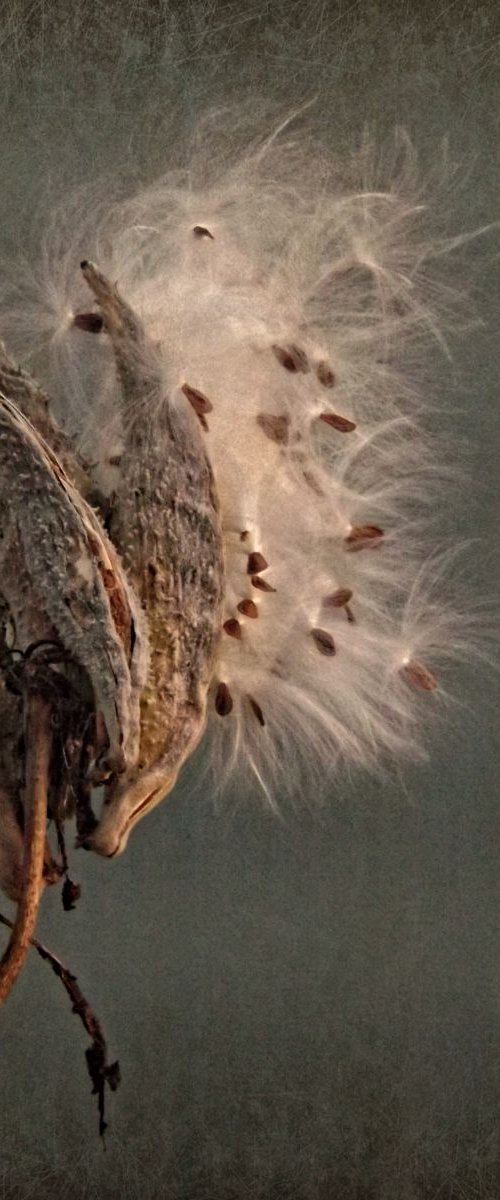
[0, 692, 52, 1004]
[0, 911, 120, 1136]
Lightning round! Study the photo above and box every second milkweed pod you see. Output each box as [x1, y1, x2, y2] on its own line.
[79, 262, 224, 858]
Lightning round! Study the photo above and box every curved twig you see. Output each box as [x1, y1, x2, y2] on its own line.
[0, 692, 52, 1003]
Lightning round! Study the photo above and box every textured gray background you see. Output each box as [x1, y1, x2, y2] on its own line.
[1, 2, 500, 1197]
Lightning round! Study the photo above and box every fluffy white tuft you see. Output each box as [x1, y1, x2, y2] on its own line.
[1, 115, 496, 807]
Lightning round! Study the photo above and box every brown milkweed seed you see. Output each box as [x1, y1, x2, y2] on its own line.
[319, 412, 356, 433]
[181, 383, 213, 414]
[237, 599, 259, 619]
[193, 225, 214, 239]
[272, 344, 310, 373]
[311, 628, 336, 656]
[322, 587, 353, 608]
[73, 312, 104, 333]
[345, 605, 355, 624]
[345, 525, 384, 550]
[248, 696, 266, 726]
[400, 660, 438, 691]
[247, 552, 268, 575]
[316, 361, 335, 388]
[256, 413, 290, 445]
[251, 575, 277, 592]
[223, 618, 242, 639]
[215, 682, 233, 716]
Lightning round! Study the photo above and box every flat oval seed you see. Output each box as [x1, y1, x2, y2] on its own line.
[248, 696, 266, 726]
[272, 344, 310, 373]
[247, 552, 268, 575]
[193, 225, 214, 239]
[237, 599, 259, 619]
[319, 412, 356, 433]
[251, 575, 277, 593]
[181, 383, 213, 414]
[215, 682, 233, 716]
[311, 628, 336, 656]
[316, 361, 335, 388]
[223, 618, 242, 639]
[400, 660, 438, 691]
[345, 525, 384, 550]
[256, 413, 290, 445]
[73, 312, 104, 333]
[322, 587, 353, 608]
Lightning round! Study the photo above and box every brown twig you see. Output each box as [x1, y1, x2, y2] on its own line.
[0, 691, 52, 1003]
[0, 911, 120, 1137]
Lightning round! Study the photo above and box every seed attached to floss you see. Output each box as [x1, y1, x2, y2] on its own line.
[316, 360, 335, 388]
[251, 575, 277, 593]
[272, 344, 310, 373]
[237, 599, 259, 619]
[345, 524, 384, 551]
[247, 552, 268, 575]
[73, 312, 104, 333]
[215, 682, 233, 716]
[311, 628, 336, 656]
[193, 225, 214, 240]
[322, 587, 353, 609]
[248, 696, 266, 727]
[319, 412, 357, 434]
[181, 383, 213, 431]
[400, 660, 438, 691]
[223, 618, 242, 640]
[256, 413, 290, 445]
[345, 605, 356, 624]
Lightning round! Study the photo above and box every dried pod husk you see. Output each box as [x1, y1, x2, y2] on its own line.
[79, 262, 224, 857]
[0, 388, 148, 787]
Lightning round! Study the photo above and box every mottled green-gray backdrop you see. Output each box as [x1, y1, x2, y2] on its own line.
[1, 2, 500, 1197]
